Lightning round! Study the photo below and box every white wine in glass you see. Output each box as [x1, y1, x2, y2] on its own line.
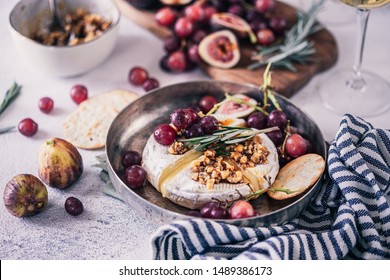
[318, 0, 390, 117]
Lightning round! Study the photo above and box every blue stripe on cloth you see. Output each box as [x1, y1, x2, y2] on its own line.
[150, 115, 390, 260]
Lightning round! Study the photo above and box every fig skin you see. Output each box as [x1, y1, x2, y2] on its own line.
[3, 174, 48, 218]
[38, 138, 83, 189]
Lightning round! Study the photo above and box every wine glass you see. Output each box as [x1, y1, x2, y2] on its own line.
[318, 0, 390, 117]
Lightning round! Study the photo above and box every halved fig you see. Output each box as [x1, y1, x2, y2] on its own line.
[198, 30, 240, 69]
[215, 94, 257, 118]
[160, 0, 192, 6]
[211, 13, 257, 43]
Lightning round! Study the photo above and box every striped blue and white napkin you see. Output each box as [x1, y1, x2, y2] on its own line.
[150, 114, 390, 260]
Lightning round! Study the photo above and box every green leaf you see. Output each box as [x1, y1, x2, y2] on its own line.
[0, 82, 22, 117]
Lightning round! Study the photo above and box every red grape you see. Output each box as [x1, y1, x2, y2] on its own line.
[285, 134, 307, 157]
[200, 116, 219, 134]
[143, 78, 160, 92]
[70, 84, 88, 104]
[174, 17, 194, 38]
[256, 29, 275, 46]
[128, 67, 148, 86]
[203, 6, 217, 22]
[155, 7, 177, 27]
[267, 110, 287, 130]
[121, 150, 142, 168]
[18, 118, 38, 137]
[170, 108, 197, 129]
[255, 0, 275, 13]
[167, 50, 188, 72]
[198, 95, 217, 113]
[65, 197, 83, 216]
[185, 4, 205, 22]
[38, 97, 54, 113]
[247, 112, 267, 129]
[154, 124, 177, 145]
[229, 200, 256, 219]
[124, 165, 146, 189]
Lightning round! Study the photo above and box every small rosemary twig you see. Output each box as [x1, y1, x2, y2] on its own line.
[179, 125, 279, 153]
[0, 126, 15, 135]
[0, 82, 22, 116]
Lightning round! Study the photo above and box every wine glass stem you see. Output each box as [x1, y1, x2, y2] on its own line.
[348, 8, 370, 91]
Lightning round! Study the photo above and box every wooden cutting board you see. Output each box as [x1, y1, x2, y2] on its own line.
[116, 0, 338, 97]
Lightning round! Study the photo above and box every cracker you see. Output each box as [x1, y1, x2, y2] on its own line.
[63, 90, 138, 149]
[267, 153, 326, 200]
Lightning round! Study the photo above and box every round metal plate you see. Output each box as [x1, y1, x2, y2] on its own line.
[106, 81, 327, 227]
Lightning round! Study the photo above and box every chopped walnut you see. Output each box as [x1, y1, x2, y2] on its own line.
[191, 149, 244, 189]
[226, 136, 270, 169]
[168, 141, 189, 155]
[33, 8, 112, 46]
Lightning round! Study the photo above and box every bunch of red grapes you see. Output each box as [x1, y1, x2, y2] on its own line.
[128, 0, 287, 73]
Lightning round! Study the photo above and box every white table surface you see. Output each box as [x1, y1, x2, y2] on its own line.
[0, 0, 389, 260]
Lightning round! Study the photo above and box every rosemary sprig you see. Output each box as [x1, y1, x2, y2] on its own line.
[0, 82, 22, 116]
[248, 0, 324, 71]
[0, 126, 15, 135]
[179, 125, 279, 153]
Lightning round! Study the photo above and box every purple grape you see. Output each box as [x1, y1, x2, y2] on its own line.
[246, 10, 263, 23]
[143, 78, 160, 92]
[228, 5, 245, 18]
[269, 16, 287, 34]
[250, 20, 267, 32]
[191, 29, 207, 44]
[200, 202, 218, 218]
[247, 112, 267, 129]
[210, 206, 230, 219]
[187, 103, 202, 113]
[186, 210, 202, 217]
[121, 151, 142, 168]
[164, 35, 181, 53]
[65, 197, 83, 216]
[200, 116, 219, 134]
[266, 130, 284, 146]
[267, 110, 287, 130]
[185, 123, 204, 138]
[187, 45, 202, 63]
[124, 165, 146, 188]
[159, 55, 171, 72]
[171, 108, 197, 129]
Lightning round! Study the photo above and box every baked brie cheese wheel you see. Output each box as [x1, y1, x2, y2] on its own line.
[142, 130, 279, 210]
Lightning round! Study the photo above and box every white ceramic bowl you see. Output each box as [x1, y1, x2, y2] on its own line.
[9, 0, 121, 78]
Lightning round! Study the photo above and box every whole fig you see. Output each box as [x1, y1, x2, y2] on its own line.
[3, 174, 48, 217]
[38, 138, 83, 189]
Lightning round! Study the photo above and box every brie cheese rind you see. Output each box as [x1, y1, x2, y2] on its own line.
[142, 133, 279, 210]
